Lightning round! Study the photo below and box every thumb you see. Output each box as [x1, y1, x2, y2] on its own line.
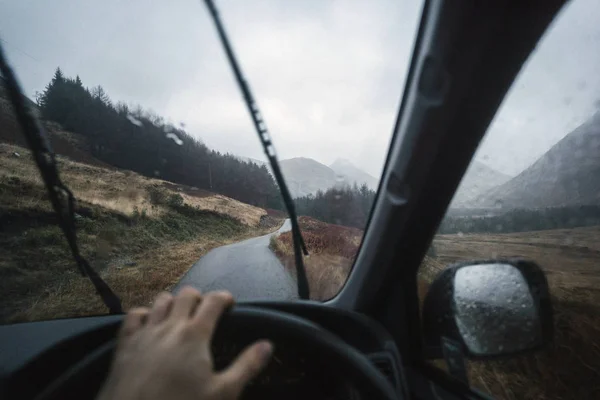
[218, 340, 273, 397]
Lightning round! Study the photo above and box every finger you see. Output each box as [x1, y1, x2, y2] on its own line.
[190, 291, 234, 336]
[218, 340, 273, 396]
[171, 286, 202, 319]
[147, 292, 173, 325]
[119, 307, 149, 339]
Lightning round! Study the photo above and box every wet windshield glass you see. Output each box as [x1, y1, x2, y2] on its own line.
[0, 0, 421, 322]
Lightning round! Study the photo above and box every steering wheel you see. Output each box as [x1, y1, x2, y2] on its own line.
[34, 306, 397, 400]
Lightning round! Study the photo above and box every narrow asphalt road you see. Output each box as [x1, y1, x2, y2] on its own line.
[173, 219, 298, 301]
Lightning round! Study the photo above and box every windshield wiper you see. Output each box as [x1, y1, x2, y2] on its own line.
[0, 43, 123, 314]
[204, 0, 310, 299]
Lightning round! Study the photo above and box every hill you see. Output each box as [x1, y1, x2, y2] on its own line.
[0, 142, 279, 323]
[474, 111, 600, 208]
[329, 158, 379, 190]
[450, 160, 510, 208]
[5, 68, 283, 210]
[1, 70, 287, 322]
[280, 157, 340, 198]
[241, 156, 378, 198]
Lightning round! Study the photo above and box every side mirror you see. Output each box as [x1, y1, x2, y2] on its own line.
[422, 259, 553, 361]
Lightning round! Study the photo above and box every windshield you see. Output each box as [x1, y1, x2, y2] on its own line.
[0, 0, 421, 322]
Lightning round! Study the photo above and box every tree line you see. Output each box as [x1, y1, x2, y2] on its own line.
[294, 184, 376, 229]
[35, 67, 380, 227]
[438, 205, 600, 234]
[36, 68, 282, 209]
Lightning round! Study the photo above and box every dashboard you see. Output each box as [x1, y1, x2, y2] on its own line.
[0, 302, 405, 400]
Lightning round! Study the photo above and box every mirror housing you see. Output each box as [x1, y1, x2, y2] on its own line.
[422, 259, 553, 360]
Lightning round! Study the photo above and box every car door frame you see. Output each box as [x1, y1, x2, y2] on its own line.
[327, 0, 569, 397]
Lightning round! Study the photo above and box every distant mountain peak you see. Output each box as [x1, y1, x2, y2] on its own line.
[234, 155, 381, 198]
[329, 158, 378, 190]
[450, 161, 511, 208]
[331, 158, 354, 167]
[279, 157, 338, 198]
[472, 111, 600, 208]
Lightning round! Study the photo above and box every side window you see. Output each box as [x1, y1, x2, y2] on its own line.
[419, 1, 600, 399]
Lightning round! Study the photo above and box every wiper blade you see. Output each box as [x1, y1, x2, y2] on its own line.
[0, 43, 123, 314]
[204, 0, 310, 300]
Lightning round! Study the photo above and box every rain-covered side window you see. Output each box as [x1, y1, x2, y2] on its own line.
[418, 1, 600, 399]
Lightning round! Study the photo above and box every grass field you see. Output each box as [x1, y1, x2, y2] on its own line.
[0, 143, 278, 323]
[269, 216, 362, 300]
[272, 218, 600, 399]
[420, 228, 600, 400]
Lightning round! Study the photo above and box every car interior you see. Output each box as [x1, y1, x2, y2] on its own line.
[0, 0, 569, 399]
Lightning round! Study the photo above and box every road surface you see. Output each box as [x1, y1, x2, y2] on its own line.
[174, 219, 298, 301]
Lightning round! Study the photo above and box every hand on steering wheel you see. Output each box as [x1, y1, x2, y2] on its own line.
[97, 287, 273, 400]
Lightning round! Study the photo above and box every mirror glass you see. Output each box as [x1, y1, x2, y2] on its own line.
[453, 263, 542, 356]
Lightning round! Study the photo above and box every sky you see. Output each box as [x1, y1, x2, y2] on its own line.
[0, 0, 599, 178]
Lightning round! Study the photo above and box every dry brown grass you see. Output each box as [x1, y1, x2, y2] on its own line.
[0, 143, 279, 322]
[11, 227, 272, 322]
[270, 216, 361, 301]
[419, 227, 600, 400]
[0, 143, 267, 226]
[179, 192, 265, 227]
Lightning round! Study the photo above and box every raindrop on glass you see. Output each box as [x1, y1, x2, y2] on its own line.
[127, 114, 143, 127]
[166, 133, 183, 146]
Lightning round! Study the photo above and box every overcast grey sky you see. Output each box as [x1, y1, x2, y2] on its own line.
[0, 0, 599, 177]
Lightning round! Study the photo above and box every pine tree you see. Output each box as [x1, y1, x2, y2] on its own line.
[91, 85, 111, 107]
[35, 70, 284, 208]
[52, 67, 64, 84]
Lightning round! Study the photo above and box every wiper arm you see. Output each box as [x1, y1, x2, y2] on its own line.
[0, 43, 123, 314]
[204, 0, 310, 299]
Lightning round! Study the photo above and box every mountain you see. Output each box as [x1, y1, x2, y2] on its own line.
[329, 158, 378, 190]
[280, 157, 340, 198]
[239, 156, 377, 198]
[474, 111, 600, 208]
[450, 161, 511, 208]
